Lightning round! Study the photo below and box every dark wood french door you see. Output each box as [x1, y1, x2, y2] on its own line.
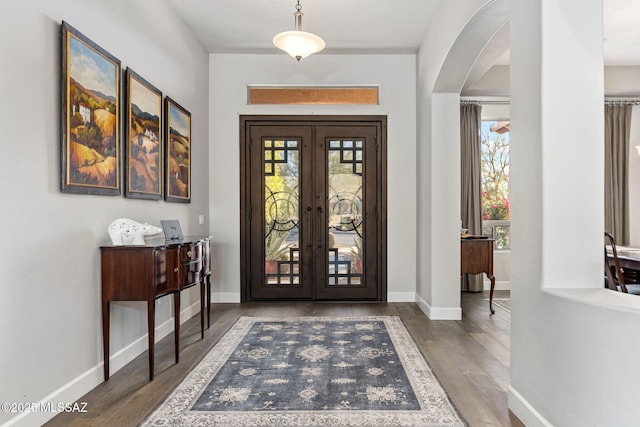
[240, 116, 387, 301]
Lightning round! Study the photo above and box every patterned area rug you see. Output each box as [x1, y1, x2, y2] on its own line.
[142, 316, 465, 427]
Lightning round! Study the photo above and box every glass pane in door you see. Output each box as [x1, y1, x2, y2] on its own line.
[327, 139, 363, 286]
[264, 139, 300, 285]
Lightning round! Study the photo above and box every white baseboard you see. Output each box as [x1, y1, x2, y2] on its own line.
[387, 291, 416, 302]
[484, 280, 511, 291]
[508, 385, 553, 427]
[2, 363, 103, 427]
[210, 292, 241, 303]
[3, 301, 203, 427]
[414, 293, 462, 320]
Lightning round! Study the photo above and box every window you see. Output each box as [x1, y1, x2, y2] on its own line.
[481, 120, 510, 249]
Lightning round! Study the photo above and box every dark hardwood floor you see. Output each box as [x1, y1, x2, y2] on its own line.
[45, 290, 523, 427]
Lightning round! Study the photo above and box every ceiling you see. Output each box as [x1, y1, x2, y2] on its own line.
[166, 0, 640, 65]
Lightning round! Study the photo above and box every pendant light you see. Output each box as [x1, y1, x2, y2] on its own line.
[273, 0, 325, 61]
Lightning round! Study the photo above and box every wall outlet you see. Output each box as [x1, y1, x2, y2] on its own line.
[198, 214, 205, 225]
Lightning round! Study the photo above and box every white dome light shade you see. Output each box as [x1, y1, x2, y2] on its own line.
[273, 0, 325, 62]
[273, 30, 325, 61]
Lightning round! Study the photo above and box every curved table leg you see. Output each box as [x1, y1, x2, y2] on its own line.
[488, 273, 496, 315]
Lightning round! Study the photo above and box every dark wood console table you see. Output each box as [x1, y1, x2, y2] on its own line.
[461, 238, 496, 314]
[101, 236, 210, 381]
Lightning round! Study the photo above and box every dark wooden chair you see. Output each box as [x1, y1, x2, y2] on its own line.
[604, 232, 640, 295]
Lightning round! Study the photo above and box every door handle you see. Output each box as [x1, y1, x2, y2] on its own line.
[306, 206, 312, 248]
[317, 206, 323, 249]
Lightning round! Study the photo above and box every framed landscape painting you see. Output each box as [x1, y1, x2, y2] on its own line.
[164, 97, 191, 203]
[61, 21, 121, 195]
[125, 68, 162, 200]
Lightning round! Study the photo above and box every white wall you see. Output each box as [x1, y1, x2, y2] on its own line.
[463, 65, 510, 97]
[0, 1, 209, 425]
[415, 0, 507, 319]
[208, 54, 417, 303]
[412, 0, 640, 424]
[509, 0, 640, 425]
[605, 66, 640, 97]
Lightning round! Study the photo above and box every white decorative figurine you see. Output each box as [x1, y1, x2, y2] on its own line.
[108, 218, 163, 245]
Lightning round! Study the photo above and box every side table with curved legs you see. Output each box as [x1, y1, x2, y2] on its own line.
[461, 238, 496, 314]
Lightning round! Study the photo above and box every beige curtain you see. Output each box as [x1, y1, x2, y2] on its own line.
[604, 104, 632, 245]
[460, 103, 484, 292]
